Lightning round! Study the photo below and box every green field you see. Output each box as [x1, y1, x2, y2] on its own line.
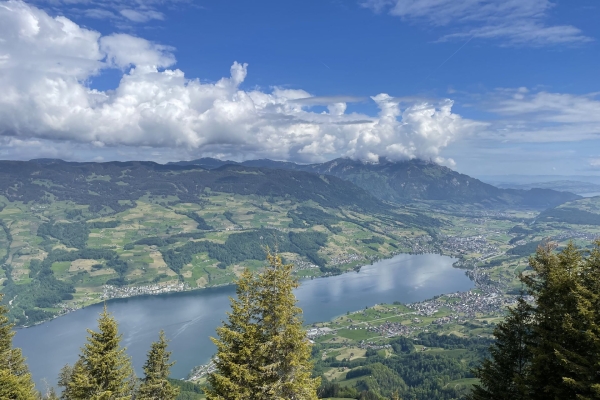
[0, 190, 434, 326]
[3, 163, 600, 338]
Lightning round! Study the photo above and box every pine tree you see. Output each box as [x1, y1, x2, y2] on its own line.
[468, 296, 533, 400]
[557, 240, 600, 398]
[207, 252, 320, 400]
[0, 295, 37, 400]
[206, 268, 258, 400]
[469, 241, 600, 399]
[522, 242, 586, 399]
[136, 330, 179, 400]
[60, 305, 135, 400]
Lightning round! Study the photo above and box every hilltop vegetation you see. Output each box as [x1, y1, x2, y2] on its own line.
[536, 196, 600, 225]
[170, 157, 581, 208]
[0, 160, 385, 213]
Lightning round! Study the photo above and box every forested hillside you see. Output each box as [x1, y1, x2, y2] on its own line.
[0, 160, 385, 213]
[170, 157, 581, 208]
[0, 160, 439, 326]
[536, 196, 600, 225]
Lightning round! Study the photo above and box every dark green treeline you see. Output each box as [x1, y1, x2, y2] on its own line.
[471, 240, 600, 399]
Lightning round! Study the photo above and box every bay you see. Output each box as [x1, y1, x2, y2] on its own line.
[14, 253, 473, 389]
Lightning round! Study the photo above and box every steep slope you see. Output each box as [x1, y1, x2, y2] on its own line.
[175, 157, 580, 208]
[4, 160, 384, 213]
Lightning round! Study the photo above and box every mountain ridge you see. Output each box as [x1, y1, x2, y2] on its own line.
[168, 157, 581, 209]
[11, 159, 384, 213]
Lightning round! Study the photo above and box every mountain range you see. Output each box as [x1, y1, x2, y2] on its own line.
[1, 159, 384, 214]
[496, 180, 600, 196]
[169, 157, 581, 209]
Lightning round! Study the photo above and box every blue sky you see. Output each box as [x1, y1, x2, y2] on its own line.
[0, 0, 599, 178]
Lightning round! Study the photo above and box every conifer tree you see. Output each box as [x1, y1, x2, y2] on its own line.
[556, 240, 600, 398]
[0, 295, 37, 400]
[207, 252, 320, 400]
[522, 242, 586, 399]
[470, 241, 600, 399]
[60, 306, 135, 400]
[468, 297, 532, 400]
[57, 362, 77, 400]
[136, 330, 179, 400]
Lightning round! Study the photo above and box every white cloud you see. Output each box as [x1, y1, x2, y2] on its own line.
[100, 34, 175, 69]
[290, 96, 366, 106]
[493, 91, 600, 123]
[0, 1, 477, 164]
[478, 89, 600, 142]
[362, 0, 591, 46]
[29, 0, 187, 25]
[119, 9, 164, 23]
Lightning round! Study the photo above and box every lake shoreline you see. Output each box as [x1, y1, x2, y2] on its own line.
[17, 250, 460, 329]
[15, 253, 472, 389]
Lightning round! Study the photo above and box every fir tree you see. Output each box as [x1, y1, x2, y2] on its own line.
[60, 306, 135, 400]
[207, 252, 320, 400]
[0, 295, 37, 400]
[470, 241, 600, 399]
[136, 330, 179, 400]
[523, 242, 587, 399]
[557, 240, 600, 398]
[207, 267, 258, 400]
[468, 297, 533, 400]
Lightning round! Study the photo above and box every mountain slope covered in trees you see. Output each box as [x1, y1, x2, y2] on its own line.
[170, 157, 580, 208]
[0, 160, 385, 213]
[535, 195, 600, 226]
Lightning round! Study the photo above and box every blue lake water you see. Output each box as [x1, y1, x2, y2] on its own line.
[14, 253, 473, 389]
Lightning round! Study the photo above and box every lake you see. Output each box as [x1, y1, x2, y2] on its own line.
[14, 253, 473, 389]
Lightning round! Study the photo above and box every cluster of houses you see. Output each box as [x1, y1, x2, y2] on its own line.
[187, 358, 217, 381]
[441, 235, 499, 257]
[102, 282, 189, 299]
[407, 290, 508, 319]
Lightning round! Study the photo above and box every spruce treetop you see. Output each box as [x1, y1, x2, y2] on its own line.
[137, 330, 179, 400]
[62, 305, 135, 400]
[0, 296, 37, 400]
[207, 251, 319, 400]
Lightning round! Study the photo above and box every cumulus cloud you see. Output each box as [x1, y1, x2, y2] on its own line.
[362, 0, 591, 46]
[0, 1, 477, 164]
[100, 34, 175, 69]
